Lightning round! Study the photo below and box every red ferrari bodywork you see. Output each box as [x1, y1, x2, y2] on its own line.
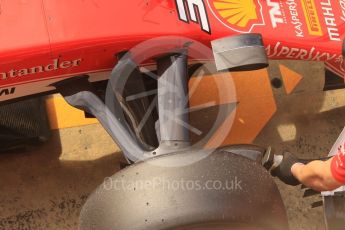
[0, 0, 344, 102]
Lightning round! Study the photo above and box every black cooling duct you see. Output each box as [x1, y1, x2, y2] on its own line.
[0, 97, 51, 152]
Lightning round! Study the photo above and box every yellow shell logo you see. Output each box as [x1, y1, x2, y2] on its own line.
[207, 0, 264, 32]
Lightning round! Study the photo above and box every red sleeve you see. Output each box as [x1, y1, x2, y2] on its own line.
[330, 144, 345, 184]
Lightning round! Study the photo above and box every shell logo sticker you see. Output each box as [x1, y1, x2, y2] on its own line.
[207, 0, 265, 33]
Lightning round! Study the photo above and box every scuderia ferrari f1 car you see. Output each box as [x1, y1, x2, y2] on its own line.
[1, 0, 345, 229]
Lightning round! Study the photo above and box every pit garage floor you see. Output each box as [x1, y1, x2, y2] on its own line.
[0, 60, 344, 229]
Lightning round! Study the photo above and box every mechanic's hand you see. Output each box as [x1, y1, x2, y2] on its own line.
[271, 152, 302, 186]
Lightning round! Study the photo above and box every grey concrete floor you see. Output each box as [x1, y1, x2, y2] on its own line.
[0, 125, 123, 229]
[1, 60, 345, 229]
[254, 61, 342, 230]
